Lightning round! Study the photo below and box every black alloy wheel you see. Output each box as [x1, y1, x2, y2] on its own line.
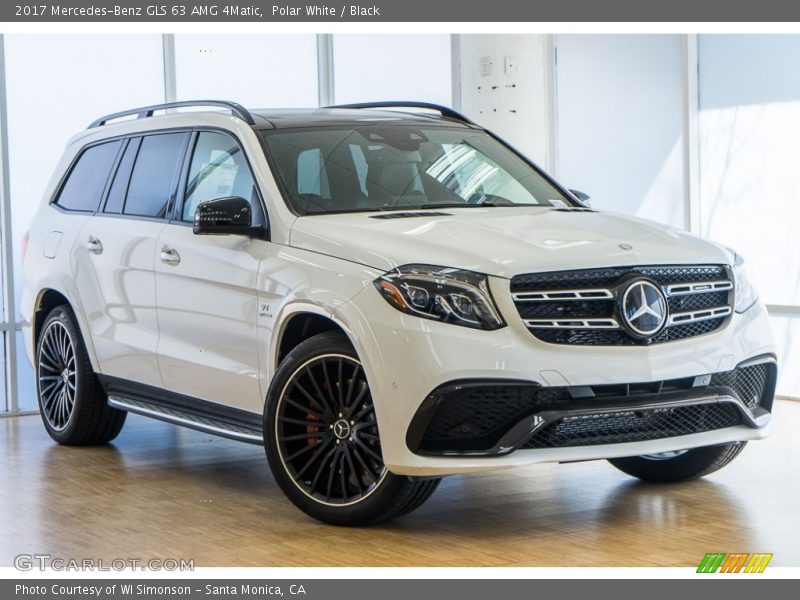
[265, 331, 441, 525]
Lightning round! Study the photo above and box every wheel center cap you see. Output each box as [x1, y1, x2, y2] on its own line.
[61, 369, 69, 383]
[332, 419, 351, 440]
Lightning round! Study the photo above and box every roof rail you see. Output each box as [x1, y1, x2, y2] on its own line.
[88, 100, 256, 129]
[326, 101, 475, 125]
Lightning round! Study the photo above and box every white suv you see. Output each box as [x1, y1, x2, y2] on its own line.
[21, 100, 776, 525]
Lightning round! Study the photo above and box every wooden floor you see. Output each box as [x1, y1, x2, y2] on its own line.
[1, 400, 799, 567]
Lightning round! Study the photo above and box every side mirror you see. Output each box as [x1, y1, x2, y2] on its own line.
[569, 189, 592, 207]
[193, 196, 264, 237]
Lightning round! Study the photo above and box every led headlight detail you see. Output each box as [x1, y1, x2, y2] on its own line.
[374, 265, 506, 330]
[733, 253, 759, 313]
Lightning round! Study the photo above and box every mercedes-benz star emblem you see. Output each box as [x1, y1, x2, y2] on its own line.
[620, 279, 668, 338]
[333, 419, 351, 440]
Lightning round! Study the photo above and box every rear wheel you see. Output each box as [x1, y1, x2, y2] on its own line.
[607, 442, 747, 483]
[265, 331, 440, 525]
[36, 305, 126, 445]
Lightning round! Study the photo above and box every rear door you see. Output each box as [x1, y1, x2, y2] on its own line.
[50, 138, 121, 367]
[154, 130, 268, 412]
[74, 132, 189, 388]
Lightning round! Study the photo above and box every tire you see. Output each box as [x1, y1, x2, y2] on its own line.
[264, 331, 440, 526]
[36, 304, 126, 445]
[607, 442, 747, 483]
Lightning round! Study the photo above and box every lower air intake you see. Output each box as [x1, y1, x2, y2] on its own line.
[522, 403, 743, 449]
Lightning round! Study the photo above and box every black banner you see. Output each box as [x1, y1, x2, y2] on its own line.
[3, 579, 799, 600]
[3, 0, 800, 22]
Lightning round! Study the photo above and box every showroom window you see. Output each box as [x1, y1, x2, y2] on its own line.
[698, 34, 800, 396]
[2, 34, 165, 411]
[174, 35, 319, 106]
[0, 261, 6, 410]
[698, 35, 800, 307]
[332, 35, 453, 105]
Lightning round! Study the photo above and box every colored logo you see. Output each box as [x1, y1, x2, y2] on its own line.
[696, 552, 773, 573]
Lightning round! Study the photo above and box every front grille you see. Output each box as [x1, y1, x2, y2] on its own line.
[410, 359, 776, 455]
[512, 265, 727, 289]
[522, 403, 743, 449]
[511, 265, 733, 346]
[531, 319, 723, 346]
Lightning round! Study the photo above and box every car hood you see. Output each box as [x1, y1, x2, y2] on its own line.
[289, 207, 733, 278]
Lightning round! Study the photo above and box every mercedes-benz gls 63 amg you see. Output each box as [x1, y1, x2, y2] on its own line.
[22, 100, 776, 525]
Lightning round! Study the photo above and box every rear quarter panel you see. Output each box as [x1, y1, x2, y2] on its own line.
[21, 206, 94, 368]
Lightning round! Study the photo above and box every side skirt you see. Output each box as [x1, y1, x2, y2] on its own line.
[98, 375, 264, 445]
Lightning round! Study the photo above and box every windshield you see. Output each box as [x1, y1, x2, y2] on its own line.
[261, 125, 573, 215]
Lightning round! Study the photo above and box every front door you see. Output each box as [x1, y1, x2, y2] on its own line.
[154, 131, 268, 413]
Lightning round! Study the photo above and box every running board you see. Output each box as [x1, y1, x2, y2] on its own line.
[107, 395, 264, 445]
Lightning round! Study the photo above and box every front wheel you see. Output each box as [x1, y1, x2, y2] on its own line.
[264, 331, 440, 526]
[607, 442, 747, 483]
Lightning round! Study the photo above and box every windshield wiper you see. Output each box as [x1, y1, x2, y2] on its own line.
[378, 203, 466, 211]
[414, 201, 542, 209]
[370, 201, 547, 212]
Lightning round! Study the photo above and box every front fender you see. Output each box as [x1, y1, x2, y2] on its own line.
[257, 246, 382, 404]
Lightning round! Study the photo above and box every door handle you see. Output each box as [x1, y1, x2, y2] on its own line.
[160, 245, 181, 265]
[87, 236, 103, 254]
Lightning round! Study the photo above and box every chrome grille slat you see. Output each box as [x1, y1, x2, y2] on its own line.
[668, 305, 732, 326]
[665, 280, 733, 296]
[523, 318, 621, 330]
[512, 288, 613, 302]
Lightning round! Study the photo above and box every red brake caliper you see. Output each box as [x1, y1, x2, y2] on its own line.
[306, 412, 320, 446]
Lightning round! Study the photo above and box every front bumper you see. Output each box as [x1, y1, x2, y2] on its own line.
[334, 278, 776, 477]
[407, 357, 775, 456]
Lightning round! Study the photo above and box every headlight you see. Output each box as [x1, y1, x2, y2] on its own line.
[733, 254, 758, 313]
[374, 264, 505, 330]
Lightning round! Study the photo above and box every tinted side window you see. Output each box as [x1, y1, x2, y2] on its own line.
[182, 132, 260, 223]
[104, 137, 141, 214]
[55, 140, 122, 212]
[124, 133, 188, 218]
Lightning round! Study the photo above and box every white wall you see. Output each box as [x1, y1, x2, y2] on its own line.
[332, 35, 452, 105]
[555, 35, 687, 229]
[175, 35, 318, 107]
[698, 34, 800, 397]
[458, 35, 554, 168]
